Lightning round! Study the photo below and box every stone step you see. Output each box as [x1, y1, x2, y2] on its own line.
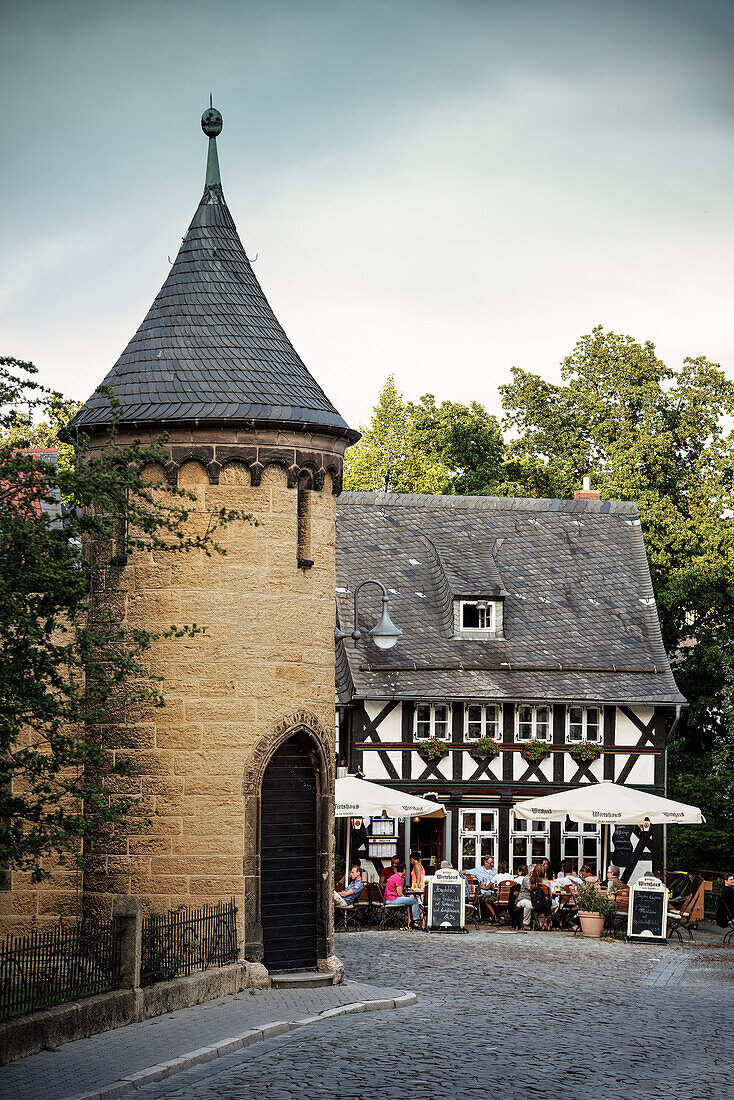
[269, 971, 336, 989]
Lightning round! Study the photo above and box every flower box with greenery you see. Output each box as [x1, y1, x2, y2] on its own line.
[521, 739, 551, 762]
[569, 741, 603, 762]
[575, 881, 618, 938]
[468, 736, 502, 761]
[417, 736, 449, 762]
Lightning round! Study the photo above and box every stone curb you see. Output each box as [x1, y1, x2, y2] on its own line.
[71, 992, 417, 1100]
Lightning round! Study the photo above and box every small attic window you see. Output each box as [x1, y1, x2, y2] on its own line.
[460, 600, 494, 632]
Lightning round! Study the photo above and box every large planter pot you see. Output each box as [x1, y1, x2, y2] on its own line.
[578, 911, 605, 938]
[521, 749, 550, 763]
[468, 750, 500, 763]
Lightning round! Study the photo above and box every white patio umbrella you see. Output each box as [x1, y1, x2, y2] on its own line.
[513, 780, 704, 880]
[335, 776, 445, 890]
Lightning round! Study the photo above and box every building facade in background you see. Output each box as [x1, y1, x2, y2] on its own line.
[336, 491, 685, 885]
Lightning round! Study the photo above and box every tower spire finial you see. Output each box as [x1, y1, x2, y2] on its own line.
[201, 99, 223, 189]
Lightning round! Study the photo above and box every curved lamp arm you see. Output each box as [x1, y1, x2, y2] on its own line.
[335, 578, 402, 650]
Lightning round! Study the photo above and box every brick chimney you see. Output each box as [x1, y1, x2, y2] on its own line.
[574, 475, 601, 501]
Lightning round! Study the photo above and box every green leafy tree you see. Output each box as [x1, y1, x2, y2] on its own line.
[344, 376, 505, 495]
[0, 357, 250, 882]
[499, 327, 734, 868]
[407, 395, 505, 495]
[343, 375, 449, 493]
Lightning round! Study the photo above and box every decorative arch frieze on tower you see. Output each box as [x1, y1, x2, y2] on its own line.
[242, 710, 334, 968]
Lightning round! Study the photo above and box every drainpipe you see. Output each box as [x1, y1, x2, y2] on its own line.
[663, 703, 682, 873]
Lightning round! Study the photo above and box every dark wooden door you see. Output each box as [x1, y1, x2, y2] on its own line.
[261, 737, 318, 972]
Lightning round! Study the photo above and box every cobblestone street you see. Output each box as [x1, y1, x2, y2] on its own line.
[134, 931, 734, 1100]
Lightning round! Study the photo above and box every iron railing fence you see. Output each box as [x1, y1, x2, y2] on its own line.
[140, 900, 239, 987]
[0, 918, 122, 1021]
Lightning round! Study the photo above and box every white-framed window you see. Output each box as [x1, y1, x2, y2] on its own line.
[459, 809, 498, 871]
[460, 600, 495, 632]
[464, 703, 502, 741]
[566, 706, 601, 744]
[515, 705, 551, 743]
[561, 819, 600, 874]
[510, 813, 549, 872]
[414, 703, 451, 740]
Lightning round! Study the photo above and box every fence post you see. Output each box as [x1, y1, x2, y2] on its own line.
[112, 895, 142, 989]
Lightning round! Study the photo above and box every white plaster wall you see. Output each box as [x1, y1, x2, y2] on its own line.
[511, 753, 554, 782]
[615, 706, 655, 746]
[615, 754, 655, 785]
[363, 749, 403, 783]
[564, 754, 605, 782]
[461, 753, 503, 781]
[365, 700, 403, 741]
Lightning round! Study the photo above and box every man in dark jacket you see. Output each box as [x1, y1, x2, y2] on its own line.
[716, 872, 734, 927]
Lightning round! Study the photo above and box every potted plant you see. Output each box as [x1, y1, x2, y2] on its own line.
[575, 881, 617, 938]
[521, 739, 551, 763]
[417, 735, 449, 763]
[468, 735, 501, 761]
[569, 741, 603, 763]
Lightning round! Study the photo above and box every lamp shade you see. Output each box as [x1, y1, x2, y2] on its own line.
[369, 602, 402, 649]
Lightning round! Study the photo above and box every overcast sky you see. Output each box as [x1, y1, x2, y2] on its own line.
[1, 0, 732, 430]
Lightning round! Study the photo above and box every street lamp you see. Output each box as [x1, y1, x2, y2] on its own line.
[335, 578, 402, 651]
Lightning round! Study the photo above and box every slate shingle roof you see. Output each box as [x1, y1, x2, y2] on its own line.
[74, 184, 354, 438]
[335, 492, 685, 707]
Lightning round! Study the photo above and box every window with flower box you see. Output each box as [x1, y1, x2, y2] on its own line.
[464, 704, 502, 741]
[515, 705, 551, 743]
[566, 706, 601, 744]
[414, 703, 451, 740]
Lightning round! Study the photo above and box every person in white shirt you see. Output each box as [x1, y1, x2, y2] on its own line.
[469, 855, 498, 886]
[494, 861, 516, 885]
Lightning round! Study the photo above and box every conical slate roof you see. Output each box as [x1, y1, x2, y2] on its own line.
[75, 109, 354, 439]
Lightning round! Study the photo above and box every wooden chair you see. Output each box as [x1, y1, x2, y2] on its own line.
[494, 881, 519, 926]
[606, 887, 629, 938]
[464, 881, 481, 930]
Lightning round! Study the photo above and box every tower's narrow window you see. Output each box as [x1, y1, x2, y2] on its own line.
[297, 475, 314, 569]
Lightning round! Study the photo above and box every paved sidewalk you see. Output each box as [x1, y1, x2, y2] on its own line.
[0, 979, 415, 1100]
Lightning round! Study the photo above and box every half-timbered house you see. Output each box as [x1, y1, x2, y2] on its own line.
[335, 489, 685, 885]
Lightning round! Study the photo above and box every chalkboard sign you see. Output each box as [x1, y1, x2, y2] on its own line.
[627, 875, 667, 942]
[611, 825, 634, 869]
[427, 869, 466, 933]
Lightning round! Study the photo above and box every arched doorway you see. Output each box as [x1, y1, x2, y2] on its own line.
[260, 735, 318, 971]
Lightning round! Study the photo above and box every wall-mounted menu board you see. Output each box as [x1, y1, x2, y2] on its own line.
[627, 875, 667, 942]
[427, 869, 466, 933]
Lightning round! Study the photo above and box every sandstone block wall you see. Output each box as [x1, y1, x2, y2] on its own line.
[5, 429, 343, 944]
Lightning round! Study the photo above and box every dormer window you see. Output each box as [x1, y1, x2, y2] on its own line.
[460, 600, 494, 631]
[453, 595, 504, 639]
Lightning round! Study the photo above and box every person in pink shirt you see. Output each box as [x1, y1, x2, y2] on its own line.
[384, 861, 422, 927]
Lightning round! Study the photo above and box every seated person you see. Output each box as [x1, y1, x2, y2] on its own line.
[605, 864, 625, 895]
[494, 860, 516, 885]
[514, 863, 529, 885]
[555, 860, 581, 888]
[380, 856, 400, 884]
[469, 854, 498, 890]
[410, 852, 426, 890]
[334, 863, 364, 909]
[580, 863, 599, 884]
[384, 861, 422, 926]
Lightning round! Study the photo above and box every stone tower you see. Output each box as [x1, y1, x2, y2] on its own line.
[74, 105, 357, 972]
